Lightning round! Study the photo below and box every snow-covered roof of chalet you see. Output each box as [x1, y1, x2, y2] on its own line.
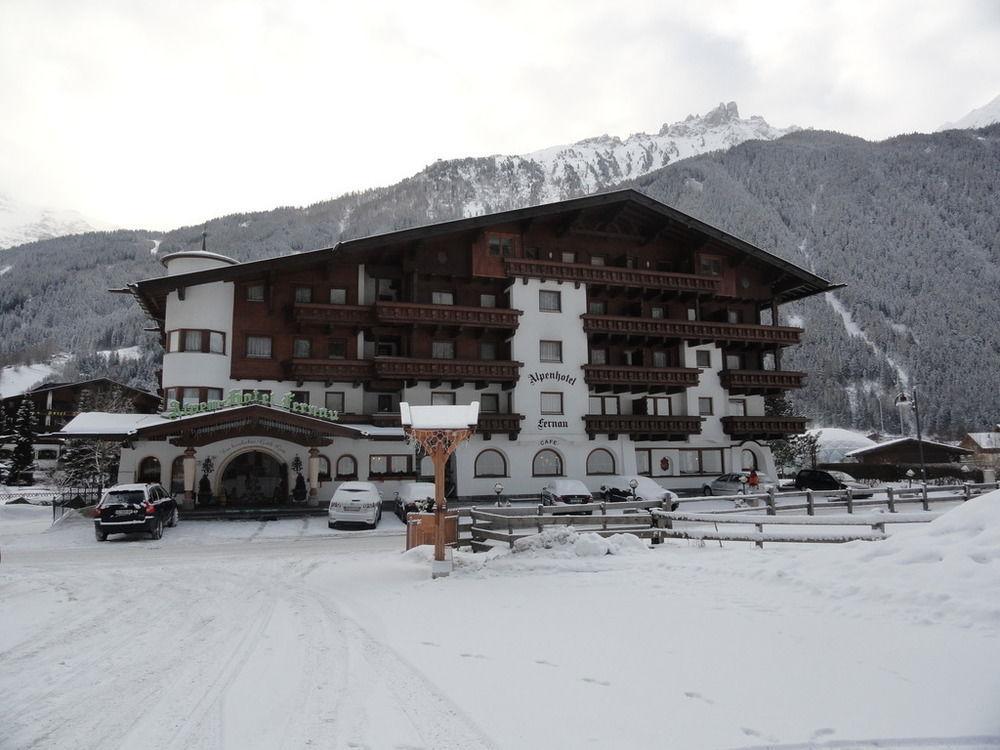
[54, 411, 170, 438]
[964, 431, 1000, 450]
[845, 436, 973, 457]
[400, 402, 480, 430]
[1, 377, 159, 403]
[124, 189, 841, 326]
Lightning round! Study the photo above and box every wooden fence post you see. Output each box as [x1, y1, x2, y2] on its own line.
[806, 489, 814, 516]
[601, 501, 608, 531]
[846, 487, 854, 514]
[886, 486, 896, 513]
[963, 483, 971, 502]
[766, 487, 776, 516]
[537, 505, 544, 533]
[507, 516, 514, 549]
[921, 483, 929, 511]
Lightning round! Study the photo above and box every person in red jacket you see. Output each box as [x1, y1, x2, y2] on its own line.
[747, 469, 760, 491]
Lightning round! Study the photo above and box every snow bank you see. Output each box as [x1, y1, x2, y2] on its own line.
[513, 527, 649, 558]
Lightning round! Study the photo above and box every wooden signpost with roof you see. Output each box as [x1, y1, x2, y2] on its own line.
[400, 402, 479, 577]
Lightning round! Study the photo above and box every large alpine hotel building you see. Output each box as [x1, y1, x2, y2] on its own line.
[61, 190, 837, 506]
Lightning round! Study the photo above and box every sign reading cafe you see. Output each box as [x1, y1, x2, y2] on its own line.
[165, 390, 340, 422]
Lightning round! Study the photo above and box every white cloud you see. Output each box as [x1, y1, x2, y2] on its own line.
[0, 0, 997, 229]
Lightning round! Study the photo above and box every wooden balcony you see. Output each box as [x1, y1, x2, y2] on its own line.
[582, 315, 802, 346]
[293, 303, 375, 327]
[375, 301, 522, 329]
[583, 365, 700, 394]
[721, 416, 808, 440]
[477, 413, 524, 439]
[584, 414, 703, 440]
[720, 370, 806, 394]
[288, 358, 375, 383]
[505, 258, 720, 294]
[373, 357, 522, 386]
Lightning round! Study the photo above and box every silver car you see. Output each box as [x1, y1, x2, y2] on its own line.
[702, 473, 776, 496]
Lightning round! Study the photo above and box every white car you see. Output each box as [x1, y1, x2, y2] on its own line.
[598, 475, 679, 509]
[702, 472, 778, 496]
[328, 482, 383, 529]
[394, 482, 436, 521]
[540, 479, 594, 514]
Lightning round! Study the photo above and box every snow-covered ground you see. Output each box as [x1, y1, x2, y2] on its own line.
[2, 497, 998, 749]
[0, 361, 61, 398]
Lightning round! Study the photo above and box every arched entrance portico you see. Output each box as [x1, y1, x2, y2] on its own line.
[218, 449, 288, 506]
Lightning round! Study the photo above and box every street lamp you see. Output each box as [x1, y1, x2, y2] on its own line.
[493, 481, 504, 507]
[906, 468, 915, 487]
[738, 473, 748, 495]
[628, 478, 638, 500]
[895, 388, 927, 485]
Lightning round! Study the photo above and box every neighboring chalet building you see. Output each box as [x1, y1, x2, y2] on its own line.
[845, 437, 973, 466]
[57, 190, 836, 506]
[960, 427, 1000, 467]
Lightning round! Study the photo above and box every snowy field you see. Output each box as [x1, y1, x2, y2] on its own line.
[2, 497, 999, 750]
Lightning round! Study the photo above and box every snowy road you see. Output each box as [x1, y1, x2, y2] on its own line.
[2, 503, 999, 749]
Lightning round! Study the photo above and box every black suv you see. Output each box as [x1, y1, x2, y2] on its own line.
[793, 469, 873, 498]
[94, 484, 178, 541]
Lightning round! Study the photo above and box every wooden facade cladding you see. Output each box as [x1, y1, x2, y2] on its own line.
[373, 357, 522, 384]
[504, 258, 721, 294]
[582, 315, 803, 346]
[720, 416, 808, 439]
[719, 369, 806, 394]
[288, 359, 376, 383]
[583, 365, 700, 393]
[583, 414, 703, 439]
[293, 303, 375, 327]
[374, 301, 522, 329]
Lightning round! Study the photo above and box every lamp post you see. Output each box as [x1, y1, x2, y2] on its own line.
[738, 473, 748, 495]
[895, 388, 927, 484]
[493, 481, 504, 508]
[906, 468, 915, 488]
[628, 478, 638, 500]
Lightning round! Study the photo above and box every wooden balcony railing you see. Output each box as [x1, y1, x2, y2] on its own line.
[582, 315, 802, 346]
[720, 370, 806, 394]
[583, 365, 700, 393]
[288, 358, 375, 382]
[293, 303, 375, 327]
[583, 414, 703, 438]
[374, 357, 522, 383]
[505, 258, 720, 294]
[375, 301, 522, 329]
[478, 413, 525, 438]
[721, 416, 808, 439]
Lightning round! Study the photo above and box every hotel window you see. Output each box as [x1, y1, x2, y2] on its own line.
[137, 456, 162, 484]
[336, 455, 357, 479]
[318, 456, 332, 483]
[432, 341, 456, 360]
[589, 348, 607, 365]
[586, 448, 615, 475]
[294, 286, 313, 304]
[293, 338, 312, 358]
[651, 351, 667, 368]
[376, 394, 397, 413]
[687, 307, 698, 321]
[725, 353, 743, 370]
[699, 256, 723, 276]
[325, 392, 345, 412]
[651, 306, 665, 319]
[479, 341, 497, 360]
[329, 287, 347, 304]
[374, 340, 398, 357]
[431, 392, 456, 406]
[246, 335, 272, 358]
[588, 300, 606, 315]
[168, 330, 180, 352]
[290, 390, 310, 405]
[474, 449, 507, 478]
[636, 449, 651, 476]
[432, 290, 454, 305]
[182, 388, 201, 407]
[590, 255, 606, 266]
[698, 397, 714, 416]
[480, 393, 499, 413]
[695, 350, 712, 368]
[328, 339, 346, 359]
[209, 332, 225, 354]
[246, 284, 265, 301]
[588, 395, 619, 415]
[539, 340, 562, 363]
[539, 290, 561, 312]
[727, 309, 743, 324]
[647, 396, 672, 416]
[532, 449, 563, 477]
[729, 398, 746, 416]
[480, 293, 497, 308]
[561, 251, 576, 264]
[525, 246, 540, 259]
[369, 455, 411, 476]
[376, 278, 399, 301]
[540, 392, 564, 415]
[206, 388, 223, 401]
[184, 330, 202, 352]
[488, 236, 514, 257]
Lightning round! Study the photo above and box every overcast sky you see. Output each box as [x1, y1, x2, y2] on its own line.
[1, 0, 998, 230]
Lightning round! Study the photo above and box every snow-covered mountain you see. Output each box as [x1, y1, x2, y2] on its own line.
[0, 193, 96, 250]
[937, 93, 1000, 131]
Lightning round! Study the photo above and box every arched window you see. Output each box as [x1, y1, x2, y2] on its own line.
[336, 455, 357, 480]
[137, 456, 162, 484]
[532, 449, 563, 477]
[170, 456, 185, 496]
[317, 456, 332, 483]
[741, 448, 758, 471]
[474, 449, 507, 478]
[586, 448, 616, 476]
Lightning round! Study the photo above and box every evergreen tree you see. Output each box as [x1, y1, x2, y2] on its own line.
[51, 387, 131, 489]
[9, 398, 38, 484]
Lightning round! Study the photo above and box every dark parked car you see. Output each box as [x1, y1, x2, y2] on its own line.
[94, 483, 178, 541]
[793, 469, 873, 498]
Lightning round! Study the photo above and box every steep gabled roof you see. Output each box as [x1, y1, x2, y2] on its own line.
[845, 436, 973, 457]
[125, 189, 840, 324]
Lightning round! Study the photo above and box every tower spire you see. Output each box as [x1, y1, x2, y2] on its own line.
[201, 225, 208, 252]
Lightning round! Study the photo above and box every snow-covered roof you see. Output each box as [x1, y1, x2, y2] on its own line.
[54, 411, 169, 437]
[806, 427, 878, 463]
[399, 402, 480, 430]
[965, 431, 1000, 450]
[845, 436, 972, 457]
